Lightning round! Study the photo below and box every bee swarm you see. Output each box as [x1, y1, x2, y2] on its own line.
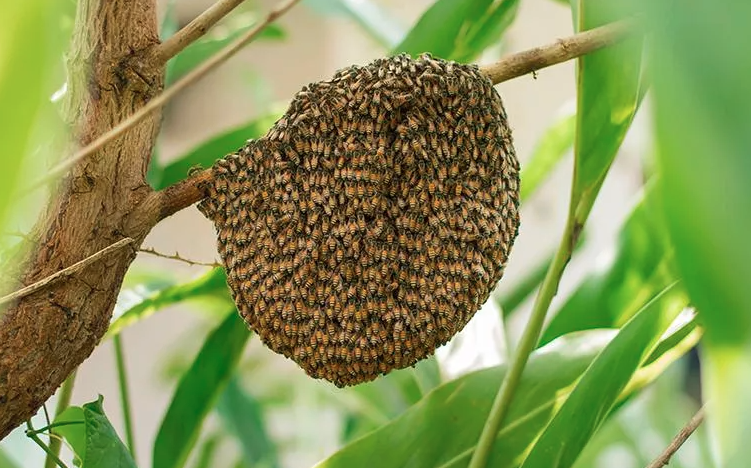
[198, 53, 520, 387]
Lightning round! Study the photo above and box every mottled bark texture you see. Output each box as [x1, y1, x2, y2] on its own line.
[0, 0, 165, 438]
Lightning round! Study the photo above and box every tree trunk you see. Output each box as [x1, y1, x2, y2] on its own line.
[0, 0, 164, 438]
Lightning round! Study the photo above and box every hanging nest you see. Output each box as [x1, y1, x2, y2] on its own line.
[198, 53, 520, 387]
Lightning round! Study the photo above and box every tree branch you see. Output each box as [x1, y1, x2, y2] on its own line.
[138, 247, 220, 268]
[0, 238, 135, 307]
[152, 0, 248, 65]
[155, 18, 641, 216]
[26, 0, 303, 193]
[479, 18, 637, 85]
[646, 406, 706, 468]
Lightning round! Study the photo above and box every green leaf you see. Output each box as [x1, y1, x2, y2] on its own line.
[520, 283, 688, 468]
[217, 378, 279, 468]
[336, 357, 441, 443]
[191, 433, 222, 468]
[497, 231, 586, 318]
[54, 398, 136, 468]
[107, 267, 230, 338]
[321, 322, 695, 468]
[541, 185, 676, 344]
[152, 113, 280, 190]
[165, 14, 284, 86]
[153, 311, 251, 468]
[0, 448, 20, 468]
[643, 1, 751, 465]
[520, 112, 576, 202]
[569, 1, 643, 225]
[318, 331, 618, 468]
[393, 0, 520, 62]
[305, 0, 405, 49]
[83, 397, 137, 468]
[54, 406, 86, 463]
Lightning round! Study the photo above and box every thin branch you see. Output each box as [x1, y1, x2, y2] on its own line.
[45, 371, 77, 468]
[152, 0, 247, 65]
[646, 407, 706, 468]
[0, 238, 135, 307]
[26, 420, 69, 468]
[26, 0, 303, 193]
[138, 247, 221, 268]
[113, 335, 136, 458]
[156, 20, 640, 216]
[479, 18, 637, 85]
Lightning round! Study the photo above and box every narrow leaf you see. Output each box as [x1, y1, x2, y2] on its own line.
[394, 0, 519, 62]
[153, 311, 250, 468]
[153, 114, 280, 190]
[541, 185, 676, 344]
[570, 0, 643, 223]
[216, 378, 279, 468]
[520, 284, 688, 468]
[107, 268, 230, 338]
[519, 112, 576, 202]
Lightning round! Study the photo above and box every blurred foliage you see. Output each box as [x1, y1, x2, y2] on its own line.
[643, 1, 751, 466]
[153, 311, 250, 468]
[394, 0, 520, 62]
[4, 0, 749, 467]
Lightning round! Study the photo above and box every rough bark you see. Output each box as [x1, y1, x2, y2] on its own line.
[0, 0, 164, 438]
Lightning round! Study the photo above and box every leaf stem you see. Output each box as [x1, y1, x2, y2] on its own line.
[27, 420, 68, 468]
[468, 217, 575, 468]
[45, 370, 77, 468]
[114, 334, 137, 458]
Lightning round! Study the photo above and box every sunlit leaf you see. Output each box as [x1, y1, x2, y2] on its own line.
[520, 111, 576, 202]
[541, 185, 677, 344]
[643, 1, 751, 464]
[520, 284, 688, 468]
[0, 2, 60, 225]
[318, 322, 693, 468]
[569, 0, 643, 226]
[394, 0, 520, 62]
[153, 311, 250, 468]
[107, 267, 230, 338]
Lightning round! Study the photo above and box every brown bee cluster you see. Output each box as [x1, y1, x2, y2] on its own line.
[198, 53, 520, 387]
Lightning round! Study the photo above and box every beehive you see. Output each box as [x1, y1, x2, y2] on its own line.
[198, 53, 520, 387]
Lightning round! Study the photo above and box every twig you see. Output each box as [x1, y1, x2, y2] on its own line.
[26, 420, 68, 468]
[45, 370, 77, 468]
[0, 238, 135, 307]
[156, 20, 640, 217]
[26, 0, 302, 193]
[156, 168, 214, 220]
[138, 247, 221, 268]
[152, 0, 247, 65]
[479, 18, 637, 85]
[113, 335, 137, 458]
[646, 407, 706, 468]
